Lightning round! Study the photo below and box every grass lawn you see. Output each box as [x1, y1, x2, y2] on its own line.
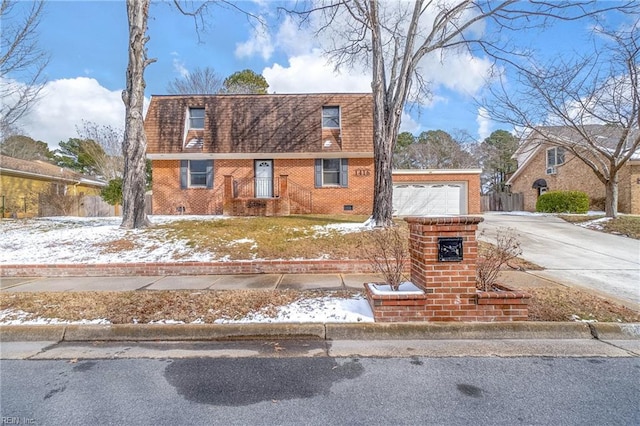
[559, 214, 640, 239]
[154, 215, 375, 260]
[1, 214, 637, 323]
[2, 286, 638, 324]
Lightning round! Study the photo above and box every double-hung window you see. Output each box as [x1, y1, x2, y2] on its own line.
[180, 160, 213, 189]
[189, 108, 205, 129]
[546, 147, 565, 174]
[322, 106, 340, 128]
[315, 158, 348, 187]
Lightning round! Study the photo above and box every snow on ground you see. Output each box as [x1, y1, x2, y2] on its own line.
[0, 309, 111, 326]
[0, 215, 373, 265]
[0, 295, 374, 325]
[214, 295, 374, 324]
[0, 215, 377, 324]
[0, 216, 214, 264]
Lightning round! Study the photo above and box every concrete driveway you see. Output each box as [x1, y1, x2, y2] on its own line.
[479, 213, 640, 309]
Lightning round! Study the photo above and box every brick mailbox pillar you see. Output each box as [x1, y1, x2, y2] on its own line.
[364, 216, 530, 322]
[404, 216, 483, 321]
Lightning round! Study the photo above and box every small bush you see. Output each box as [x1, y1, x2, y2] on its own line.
[536, 190, 589, 214]
[101, 178, 123, 206]
[358, 225, 409, 291]
[477, 228, 522, 292]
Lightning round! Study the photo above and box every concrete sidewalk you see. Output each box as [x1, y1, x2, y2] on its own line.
[0, 273, 384, 292]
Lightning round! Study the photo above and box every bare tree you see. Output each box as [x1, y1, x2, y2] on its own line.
[120, 0, 261, 228]
[290, 0, 638, 226]
[485, 21, 640, 217]
[76, 120, 125, 181]
[167, 66, 223, 94]
[0, 0, 49, 137]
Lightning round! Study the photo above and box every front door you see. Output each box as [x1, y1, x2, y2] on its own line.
[255, 160, 273, 198]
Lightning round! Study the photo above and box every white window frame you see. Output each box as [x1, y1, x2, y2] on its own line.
[546, 147, 565, 168]
[189, 160, 209, 187]
[322, 106, 340, 129]
[322, 158, 342, 186]
[315, 158, 348, 188]
[189, 107, 205, 129]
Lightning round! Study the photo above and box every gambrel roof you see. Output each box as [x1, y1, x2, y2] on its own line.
[144, 93, 374, 158]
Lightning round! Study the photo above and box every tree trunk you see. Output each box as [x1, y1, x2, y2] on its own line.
[369, 0, 394, 228]
[604, 175, 619, 218]
[121, 0, 153, 229]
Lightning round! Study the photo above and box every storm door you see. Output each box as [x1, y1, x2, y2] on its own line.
[255, 160, 273, 198]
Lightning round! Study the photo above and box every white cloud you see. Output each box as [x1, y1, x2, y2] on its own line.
[400, 111, 422, 134]
[419, 49, 493, 96]
[14, 77, 127, 149]
[172, 59, 189, 78]
[263, 49, 371, 93]
[476, 107, 493, 140]
[274, 15, 315, 57]
[235, 20, 274, 61]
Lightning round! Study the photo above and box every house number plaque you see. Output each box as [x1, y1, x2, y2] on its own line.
[438, 237, 463, 262]
[354, 168, 370, 177]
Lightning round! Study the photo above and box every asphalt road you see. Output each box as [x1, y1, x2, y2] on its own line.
[1, 355, 638, 426]
[479, 213, 640, 307]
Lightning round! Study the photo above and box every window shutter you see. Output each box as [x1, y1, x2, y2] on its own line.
[314, 159, 322, 188]
[340, 158, 348, 187]
[180, 160, 188, 189]
[206, 160, 213, 189]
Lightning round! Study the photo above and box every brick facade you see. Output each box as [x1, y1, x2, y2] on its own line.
[365, 217, 529, 322]
[151, 157, 375, 215]
[508, 143, 640, 214]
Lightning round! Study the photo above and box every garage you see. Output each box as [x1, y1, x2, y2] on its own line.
[393, 182, 463, 216]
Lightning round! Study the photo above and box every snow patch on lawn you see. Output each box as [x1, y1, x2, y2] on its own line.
[0, 215, 373, 265]
[0, 309, 111, 325]
[0, 296, 374, 325]
[215, 295, 374, 324]
[0, 216, 221, 264]
[577, 216, 612, 231]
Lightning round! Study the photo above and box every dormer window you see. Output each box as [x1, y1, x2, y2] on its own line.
[189, 108, 205, 129]
[322, 106, 340, 128]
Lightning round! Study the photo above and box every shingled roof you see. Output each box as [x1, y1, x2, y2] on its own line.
[0, 155, 105, 186]
[144, 93, 374, 156]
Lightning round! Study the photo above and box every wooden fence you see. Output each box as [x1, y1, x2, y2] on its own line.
[37, 194, 116, 217]
[481, 192, 523, 212]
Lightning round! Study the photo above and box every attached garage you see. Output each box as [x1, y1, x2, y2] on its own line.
[391, 169, 482, 216]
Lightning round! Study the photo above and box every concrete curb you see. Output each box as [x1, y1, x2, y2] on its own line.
[1, 322, 639, 343]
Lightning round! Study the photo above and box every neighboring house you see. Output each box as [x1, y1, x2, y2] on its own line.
[0, 155, 109, 217]
[144, 93, 481, 216]
[507, 125, 640, 214]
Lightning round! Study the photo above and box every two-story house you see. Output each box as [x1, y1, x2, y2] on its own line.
[144, 93, 375, 216]
[144, 93, 482, 217]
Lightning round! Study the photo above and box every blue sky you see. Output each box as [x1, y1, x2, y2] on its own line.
[6, 0, 632, 149]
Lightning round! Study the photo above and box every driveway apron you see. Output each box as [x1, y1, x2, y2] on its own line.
[479, 213, 640, 308]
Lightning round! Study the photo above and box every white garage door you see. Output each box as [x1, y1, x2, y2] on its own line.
[393, 183, 462, 216]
